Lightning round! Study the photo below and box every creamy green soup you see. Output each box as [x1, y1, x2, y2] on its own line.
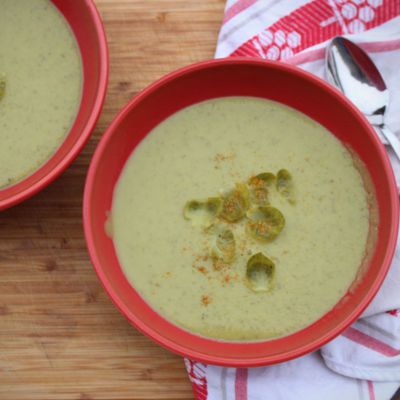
[0, 0, 82, 188]
[111, 97, 371, 341]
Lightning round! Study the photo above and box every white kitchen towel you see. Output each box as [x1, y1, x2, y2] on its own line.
[185, 1, 400, 399]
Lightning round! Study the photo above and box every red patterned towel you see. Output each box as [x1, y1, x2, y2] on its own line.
[186, 1, 400, 399]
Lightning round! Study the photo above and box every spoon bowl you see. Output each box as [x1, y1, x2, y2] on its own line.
[326, 36, 400, 158]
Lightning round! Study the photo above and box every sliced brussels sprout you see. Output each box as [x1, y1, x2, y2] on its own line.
[183, 197, 222, 228]
[248, 172, 276, 205]
[210, 226, 236, 263]
[255, 172, 276, 186]
[0, 74, 6, 102]
[246, 252, 275, 292]
[276, 169, 295, 204]
[220, 183, 250, 222]
[246, 206, 285, 242]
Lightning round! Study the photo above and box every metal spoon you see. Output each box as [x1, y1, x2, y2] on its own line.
[326, 36, 400, 160]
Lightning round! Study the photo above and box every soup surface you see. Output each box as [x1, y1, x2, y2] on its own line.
[0, 0, 82, 188]
[111, 97, 370, 341]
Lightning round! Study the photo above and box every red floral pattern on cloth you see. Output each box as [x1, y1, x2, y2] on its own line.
[231, 0, 400, 60]
[185, 359, 208, 400]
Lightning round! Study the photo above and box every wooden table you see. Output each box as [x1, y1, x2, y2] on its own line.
[0, 1, 224, 398]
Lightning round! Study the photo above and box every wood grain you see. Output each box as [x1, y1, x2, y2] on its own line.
[0, 1, 224, 399]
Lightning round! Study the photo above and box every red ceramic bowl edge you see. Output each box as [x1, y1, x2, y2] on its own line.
[83, 58, 399, 366]
[0, 0, 109, 211]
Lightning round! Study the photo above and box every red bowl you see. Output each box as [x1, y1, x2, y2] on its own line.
[0, 0, 108, 210]
[83, 59, 398, 367]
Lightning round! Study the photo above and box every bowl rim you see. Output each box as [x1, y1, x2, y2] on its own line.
[83, 58, 399, 366]
[0, 0, 109, 210]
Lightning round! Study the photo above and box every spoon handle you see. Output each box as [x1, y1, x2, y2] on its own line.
[378, 125, 400, 161]
[373, 125, 389, 145]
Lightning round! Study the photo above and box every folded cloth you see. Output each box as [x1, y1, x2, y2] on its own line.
[185, 1, 400, 399]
